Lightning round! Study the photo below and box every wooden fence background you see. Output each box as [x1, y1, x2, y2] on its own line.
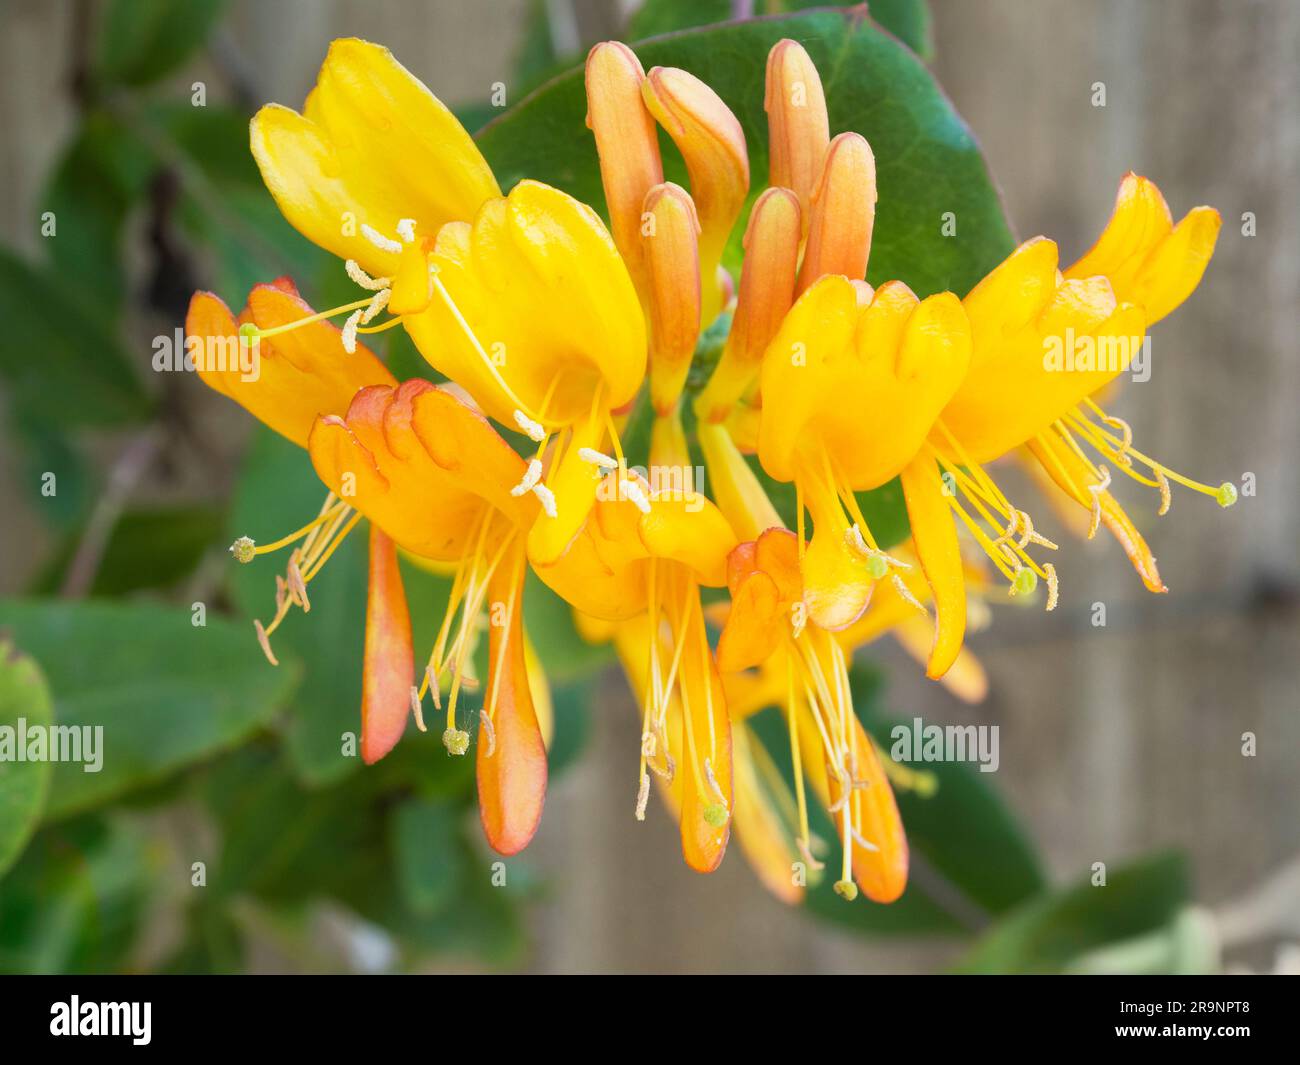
[1, 0, 1296, 973]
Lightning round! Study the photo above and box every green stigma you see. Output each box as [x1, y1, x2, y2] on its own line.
[703, 803, 728, 828]
[1216, 482, 1238, 508]
[229, 536, 256, 564]
[442, 728, 470, 756]
[1013, 568, 1038, 597]
[238, 321, 259, 342]
[833, 879, 859, 902]
[866, 554, 890, 580]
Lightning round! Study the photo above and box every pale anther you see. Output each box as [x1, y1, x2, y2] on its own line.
[341, 309, 362, 354]
[361, 223, 402, 254]
[513, 409, 546, 441]
[578, 447, 619, 469]
[395, 218, 417, 244]
[510, 458, 543, 497]
[345, 259, 390, 292]
[532, 482, 558, 518]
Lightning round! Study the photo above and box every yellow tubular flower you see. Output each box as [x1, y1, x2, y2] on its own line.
[585, 41, 665, 298]
[250, 38, 500, 279]
[642, 64, 750, 326]
[308, 380, 547, 855]
[397, 180, 647, 568]
[716, 529, 908, 903]
[902, 176, 1229, 675]
[759, 276, 972, 632]
[537, 473, 738, 872]
[765, 38, 830, 230]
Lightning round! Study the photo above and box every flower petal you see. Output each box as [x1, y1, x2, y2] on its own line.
[186, 283, 395, 448]
[478, 545, 547, 855]
[900, 453, 966, 679]
[360, 525, 413, 764]
[251, 38, 499, 276]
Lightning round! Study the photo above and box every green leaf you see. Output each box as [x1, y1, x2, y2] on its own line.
[96, 0, 227, 87]
[0, 815, 153, 974]
[627, 0, 931, 58]
[0, 248, 151, 428]
[0, 599, 298, 819]
[0, 645, 54, 877]
[198, 746, 389, 905]
[390, 797, 463, 916]
[479, 7, 1010, 302]
[31, 505, 224, 597]
[44, 112, 154, 316]
[957, 851, 1192, 974]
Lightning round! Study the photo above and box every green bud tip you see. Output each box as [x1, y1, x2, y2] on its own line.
[238, 322, 259, 341]
[442, 728, 470, 756]
[1013, 568, 1038, 597]
[1216, 482, 1238, 508]
[866, 554, 889, 580]
[833, 879, 859, 902]
[229, 536, 256, 564]
[703, 803, 728, 828]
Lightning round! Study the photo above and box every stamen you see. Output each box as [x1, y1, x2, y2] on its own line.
[509, 458, 544, 497]
[1087, 465, 1112, 540]
[478, 708, 496, 757]
[648, 751, 675, 782]
[345, 259, 390, 292]
[622, 478, 652, 514]
[641, 731, 657, 758]
[796, 837, 826, 872]
[341, 309, 361, 354]
[845, 525, 911, 579]
[635, 774, 650, 822]
[704, 757, 728, 809]
[253, 619, 278, 666]
[361, 223, 402, 254]
[1044, 562, 1059, 611]
[891, 572, 928, 616]
[395, 218, 417, 244]
[513, 409, 546, 442]
[1156, 469, 1172, 516]
[532, 482, 557, 518]
[578, 446, 619, 469]
[849, 827, 880, 853]
[410, 686, 426, 732]
[425, 664, 441, 710]
[287, 557, 311, 612]
[360, 288, 390, 325]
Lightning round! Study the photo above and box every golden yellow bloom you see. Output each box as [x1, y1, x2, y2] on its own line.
[537, 473, 738, 871]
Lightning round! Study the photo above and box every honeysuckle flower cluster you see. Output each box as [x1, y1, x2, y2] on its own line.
[188, 37, 1233, 902]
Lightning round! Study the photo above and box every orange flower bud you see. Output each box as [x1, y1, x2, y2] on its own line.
[642, 182, 702, 415]
[585, 42, 664, 292]
[642, 66, 749, 325]
[796, 131, 877, 295]
[764, 38, 829, 229]
[696, 187, 801, 423]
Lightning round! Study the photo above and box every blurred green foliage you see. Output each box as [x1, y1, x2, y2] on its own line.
[0, 0, 1195, 974]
